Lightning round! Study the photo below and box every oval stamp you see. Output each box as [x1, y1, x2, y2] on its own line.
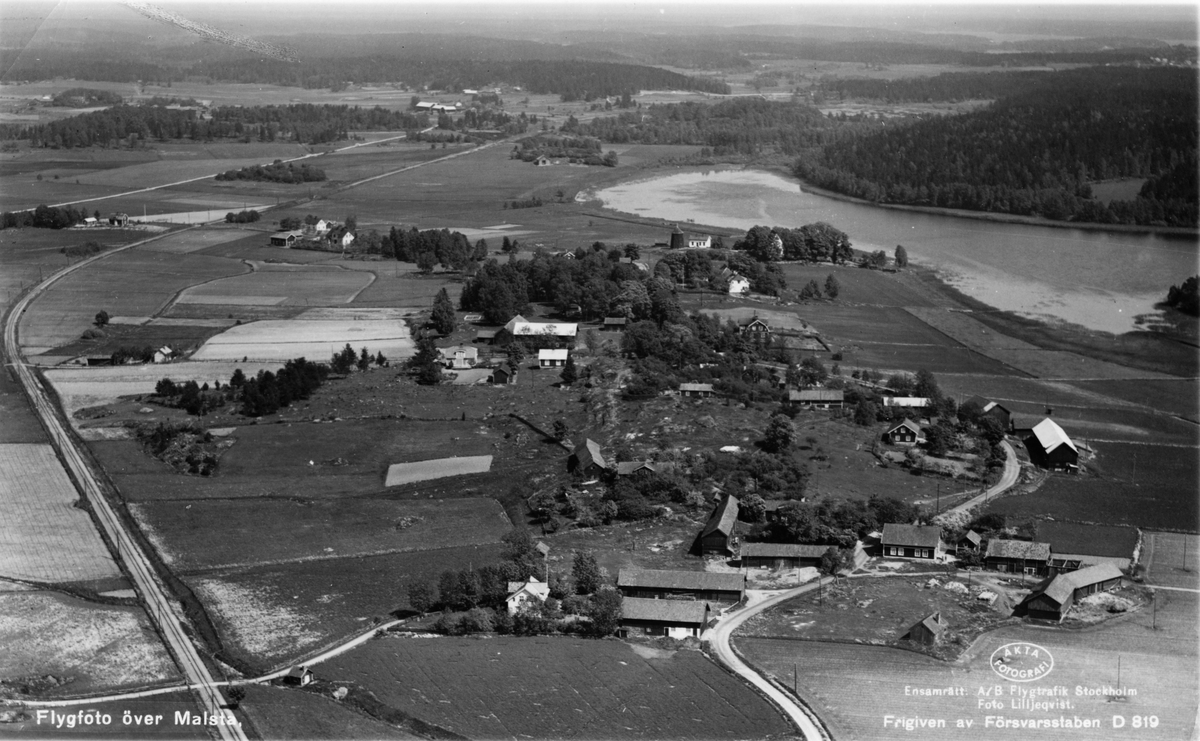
[990, 642, 1055, 682]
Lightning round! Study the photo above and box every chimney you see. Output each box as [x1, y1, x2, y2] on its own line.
[1045, 407, 1053, 416]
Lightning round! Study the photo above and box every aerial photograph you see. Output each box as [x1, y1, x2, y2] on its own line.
[0, 0, 1196, 739]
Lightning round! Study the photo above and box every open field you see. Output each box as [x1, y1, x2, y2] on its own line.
[239, 684, 419, 741]
[1068, 378, 1200, 423]
[19, 249, 247, 355]
[1142, 532, 1200, 590]
[384, 455, 493, 486]
[737, 574, 1013, 660]
[131, 496, 510, 572]
[986, 442, 1198, 531]
[136, 228, 258, 255]
[780, 264, 948, 308]
[320, 635, 795, 740]
[184, 543, 507, 670]
[0, 443, 120, 583]
[189, 317, 413, 361]
[44, 320, 223, 360]
[0, 590, 177, 697]
[174, 263, 374, 308]
[0, 691, 207, 738]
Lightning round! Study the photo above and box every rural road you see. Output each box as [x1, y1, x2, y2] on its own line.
[946, 440, 1019, 515]
[3, 238, 248, 740]
[707, 585, 833, 741]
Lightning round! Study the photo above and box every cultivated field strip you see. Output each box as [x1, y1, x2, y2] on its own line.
[0, 443, 121, 582]
[384, 455, 493, 486]
[175, 265, 374, 308]
[189, 318, 414, 361]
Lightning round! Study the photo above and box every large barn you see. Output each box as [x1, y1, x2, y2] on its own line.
[740, 542, 829, 570]
[1024, 418, 1079, 472]
[1021, 563, 1124, 622]
[695, 494, 739, 556]
[881, 523, 943, 560]
[619, 598, 711, 639]
[617, 569, 745, 604]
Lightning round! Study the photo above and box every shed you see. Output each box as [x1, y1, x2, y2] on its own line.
[1022, 563, 1124, 622]
[533, 155, 551, 166]
[616, 460, 657, 477]
[788, 389, 844, 410]
[902, 612, 946, 646]
[1024, 418, 1079, 472]
[696, 494, 739, 556]
[538, 348, 569, 368]
[602, 317, 628, 332]
[679, 382, 714, 398]
[617, 568, 745, 603]
[475, 329, 499, 344]
[620, 598, 710, 639]
[269, 230, 303, 247]
[686, 235, 712, 249]
[282, 666, 314, 687]
[568, 439, 607, 476]
[881, 523, 943, 560]
[984, 539, 1051, 577]
[883, 419, 921, 445]
[490, 366, 515, 385]
[957, 530, 982, 554]
[740, 542, 829, 570]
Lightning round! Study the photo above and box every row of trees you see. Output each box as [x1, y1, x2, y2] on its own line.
[153, 358, 331, 417]
[2, 204, 89, 230]
[734, 223, 855, 264]
[215, 161, 326, 183]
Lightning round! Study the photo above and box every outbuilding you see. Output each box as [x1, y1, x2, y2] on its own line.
[961, 395, 1012, 431]
[679, 382, 714, 398]
[616, 460, 657, 477]
[620, 598, 711, 639]
[1021, 563, 1125, 622]
[282, 666, 314, 687]
[602, 317, 628, 332]
[787, 389, 844, 410]
[881, 523, 944, 560]
[269, 230, 304, 247]
[490, 366, 515, 385]
[567, 439, 608, 476]
[740, 542, 829, 570]
[902, 612, 946, 646]
[617, 568, 745, 604]
[984, 539, 1051, 577]
[695, 494, 739, 556]
[538, 348, 569, 368]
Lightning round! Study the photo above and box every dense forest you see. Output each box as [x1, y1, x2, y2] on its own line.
[566, 98, 843, 156]
[795, 67, 1199, 227]
[1165, 276, 1200, 316]
[3, 103, 428, 148]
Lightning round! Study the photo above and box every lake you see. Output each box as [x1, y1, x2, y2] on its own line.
[594, 169, 1199, 334]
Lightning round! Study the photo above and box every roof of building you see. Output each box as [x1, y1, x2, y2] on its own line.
[1035, 562, 1124, 607]
[510, 321, 579, 338]
[621, 597, 710, 625]
[985, 539, 1052, 561]
[571, 439, 607, 470]
[538, 348, 569, 360]
[789, 389, 844, 402]
[884, 397, 932, 407]
[535, 541, 550, 556]
[603, 317, 628, 325]
[271, 229, 305, 239]
[740, 542, 830, 559]
[1029, 418, 1078, 455]
[700, 495, 740, 539]
[439, 345, 479, 358]
[286, 666, 312, 678]
[881, 523, 942, 549]
[959, 530, 983, 546]
[1031, 521, 1138, 560]
[886, 419, 922, 435]
[475, 329, 499, 340]
[506, 576, 550, 601]
[679, 382, 714, 392]
[616, 461, 657, 476]
[738, 315, 769, 328]
[618, 568, 746, 593]
[909, 611, 946, 636]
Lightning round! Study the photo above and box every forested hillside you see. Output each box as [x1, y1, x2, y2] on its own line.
[795, 67, 1198, 227]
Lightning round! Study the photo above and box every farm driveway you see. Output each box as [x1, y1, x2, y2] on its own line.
[947, 441, 1019, 515]
[0, 443, 120, 582]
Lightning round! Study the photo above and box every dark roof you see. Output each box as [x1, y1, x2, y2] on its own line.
[475, 329, 498, 339]
[616, 461, 657, 476]
[700, 495, 740, 539]
[286, 666, 312, 678]
[603, 317, 627, 325]
[1035, 563, 1124, 606]
[909, 611, 946, 636]
[882, 523, 942, 549]
[887, 419, 922, 435]
[1033, 521, 1137, 560]
[788, 389, 844, 402]
[740, 542, 830, 559]
[959, 530, 982, 546]
[618, 568, 745, 593]
[621, 597, 709, 625]
[571, 439, 608, 470]
[985, 539, 1051, 561]
[738, 315, 769, 328]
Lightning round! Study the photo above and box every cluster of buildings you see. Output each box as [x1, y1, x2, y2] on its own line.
[269, 219, 355, 250]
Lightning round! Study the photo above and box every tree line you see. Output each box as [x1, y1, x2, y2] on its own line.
[215, 160, 326, 183]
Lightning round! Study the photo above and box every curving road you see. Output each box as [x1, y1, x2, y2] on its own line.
[947, 439, 1020, 515]
[707, 585, 833, 741]
[3, 233, 248, 741]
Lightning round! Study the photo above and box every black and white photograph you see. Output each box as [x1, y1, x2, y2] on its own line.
[0, 1, 1196, 739]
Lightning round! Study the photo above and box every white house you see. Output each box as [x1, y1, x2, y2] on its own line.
[438, 345, 479, 369]
[152, 345, 175, 364]
[506, 577, 550, 615]
[686, 235, 712, 249]
[335, 231, 355, 249]
[727, 274, 750, 295]
[538, 348, 569, 368]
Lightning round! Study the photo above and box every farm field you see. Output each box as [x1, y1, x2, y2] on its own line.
[239, 684, 419, 741]
[184, 542, 507, 670]
[737, 574, 1014, 660]
[174, 263, 374, 308]
[44, 320, 223, 360]
[780, 263, 948, 308]
[320, 635, 796, 740]
[137, 228, 256, 255]
[0, 443, 120, 583]
[384, 455, 493, 486]
[1068, 378, 1200, 422]
[0, 590, 178, 697]
[19, 248, 247, 355]
[985, 442, 1198, 530]
[189, 317, 413, 361]
[1142, 532, 1200, 590]
[0, 691, 207, 738]
[131, 496, 511, 572]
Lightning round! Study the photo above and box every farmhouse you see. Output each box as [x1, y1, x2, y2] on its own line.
[538, 348, 569, 368]
[490, 366, 515, 385]
[533, 155, 551, 166]
[883, 419, 922, 445]
[738, 315, 771, 339]
[152, 345, 175, 364]
[984, 539, 1051, 577]
[679, 382, 714, 398]
[282, 666, 314, 687]
[506, 576, 550, 615]
[269, 230, 304, 247]
[787, 389, 844, 410]
[109, 213, 129, 226]
[727, 274, 750, 295]
[602, 317, 627, 332]
[438, 345, 479, 369]
[740, 542, 829, 570]
[1021, 563, 1125, 622]
[1024, 418, 1079, 472]
[1034, 521, 1138, 573]
[82, 216, 98, 227]
[883, 397, 931, 410]
[620, 598, 711, 639]
[902, 612, 946, 646]
[696, 494, 739, 556]
[961, 395, 1012, 430]
[617, 568, 746, 603]
[687, 235, 712, 249]
[616, 460, 657, 477]
[881, 523, 944, 560]
[568, 439, 608, 476]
